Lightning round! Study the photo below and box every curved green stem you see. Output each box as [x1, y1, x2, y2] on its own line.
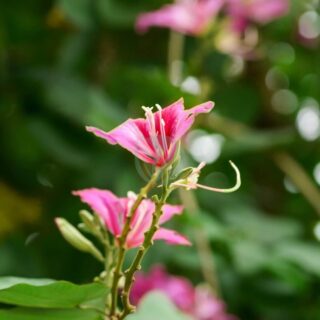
[119, 170, 170, 319]
[109, 169, 160, 318]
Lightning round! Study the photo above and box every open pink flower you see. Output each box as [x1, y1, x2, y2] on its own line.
[73, 188, 190, 248]
[226, 0, 289, 33]
[136, 0, 224, 35]
[131, 266, 237, 320]
[86, 98, 214, 167]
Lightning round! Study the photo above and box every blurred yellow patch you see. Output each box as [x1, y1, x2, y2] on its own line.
[46, 6, 68, 28]
[0, 183, 41, 237]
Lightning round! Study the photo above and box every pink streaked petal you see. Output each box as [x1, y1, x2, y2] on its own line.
[126, 234, 144, 248]
[86, 126, 117, 144]
[72, 188, 122, 236]
[187, 101, 215, 116]
[127, 199, 154, 248]
[160, 98, 185, 135]
[160, 204, 184, 224]
[154, 228, 191, 246]
[173, 101, 214, 143]
[86, 121, 157, 165]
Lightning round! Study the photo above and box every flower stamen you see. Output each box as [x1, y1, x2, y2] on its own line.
[142, 106, 162, 161]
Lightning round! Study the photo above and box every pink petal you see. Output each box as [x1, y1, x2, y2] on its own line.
[154, 228, 191, 246]
[136, 0, 223, 35]
[86, 120, 157, 165]
[172, 101, 214, 144]
[226, 0, 289, 32]
[72, 188, 123, 236]
[126, 199, 155, 248]
[202, 0, 225, 15]
[160, 204, 184, 224]
[249, 0, 289, 23]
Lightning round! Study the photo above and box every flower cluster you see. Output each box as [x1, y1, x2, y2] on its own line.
[136, 0, 289, 35]
[55, 98, 240, 319]
[136, 0, 289, 57]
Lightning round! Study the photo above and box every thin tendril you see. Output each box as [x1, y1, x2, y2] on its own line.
[196, 161, 241, 193]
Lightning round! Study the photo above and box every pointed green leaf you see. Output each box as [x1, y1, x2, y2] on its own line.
[0, 308, 102, 320]
[0, 279, 107, 308]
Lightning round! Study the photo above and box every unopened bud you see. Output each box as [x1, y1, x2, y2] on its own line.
[55, 217, 104, 262]
[174, 167, 194, 181]
[79, 210, 98, 235]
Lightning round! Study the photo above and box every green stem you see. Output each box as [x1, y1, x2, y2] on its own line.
[120, 171, 170, 319]
[109, 169, 160, 318]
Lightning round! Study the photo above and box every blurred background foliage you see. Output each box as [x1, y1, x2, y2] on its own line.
[1, 0, 320, 319]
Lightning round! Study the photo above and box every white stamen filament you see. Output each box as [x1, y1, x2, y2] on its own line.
[142, 107, 162, 160]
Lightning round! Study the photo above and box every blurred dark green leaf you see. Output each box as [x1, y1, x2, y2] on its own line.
[0, 308, 102, 320]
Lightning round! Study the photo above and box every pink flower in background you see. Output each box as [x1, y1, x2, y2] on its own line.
[226, 0, 289, 33]
[136, 0, 224, 35]
[131, 266, 195, 313]
[73, 188, 190, 248]
[131, 266, 237, 320]
[87, 98, 214, 167]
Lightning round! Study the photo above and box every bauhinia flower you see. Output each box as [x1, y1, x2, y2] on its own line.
[72, 188, 191, 248]
[226, 0, 289, 33]
[86, 98, 214, 167]
[135, 0, 224, 35]
[131, 266, 237, 320]
[171, 161, 241, 193]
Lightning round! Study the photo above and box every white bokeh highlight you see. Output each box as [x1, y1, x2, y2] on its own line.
[186, 130, 225, 164]
[296, 99, 320, 141]
[313, 162, 320, 186]
[299, 11, 320, 39]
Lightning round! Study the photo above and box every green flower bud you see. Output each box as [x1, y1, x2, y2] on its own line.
[173, 167, 194, 181]
[79, 210, 97, 234]
[55, 217, 104, 262]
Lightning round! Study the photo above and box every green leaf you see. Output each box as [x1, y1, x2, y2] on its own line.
[127, 292, 191, 320]
[0, 279, 107, 308]
[44, 76, 123, 129]
[221, 206, 302, 244]
[231, 240, 271, 274]
[0, 277, 54, 290]
[275, 242, 320, 277]
[96, 0, 141, 27]
[58, 0, 94, 29]
[0, 308, 102, 320]
[223, 129, 295, 155]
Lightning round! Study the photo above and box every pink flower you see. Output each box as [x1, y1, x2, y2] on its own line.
[193, 287, 237, 320]
[136, 0, 224, 35]
[72, 189, 191, 248]
[131, 266, 237, 320]
[86, 98, 214, 167]
[226, 0, 289, 33]
[131, 266, 195, 313]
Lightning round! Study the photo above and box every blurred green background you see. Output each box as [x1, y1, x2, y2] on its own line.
[1, 0, 320, 319]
